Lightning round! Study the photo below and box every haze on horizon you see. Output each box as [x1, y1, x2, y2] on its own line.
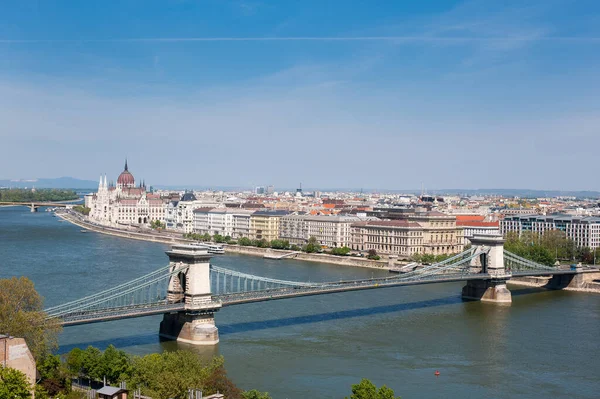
[1, 1, 599, 191]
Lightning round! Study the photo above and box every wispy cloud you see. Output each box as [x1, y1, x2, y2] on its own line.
[1, 36, 600, 44]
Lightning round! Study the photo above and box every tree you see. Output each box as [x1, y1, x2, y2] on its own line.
[0, 367, 31, 399]
[150, 220, 166, 230]
[72, 205, 91, 216]
[242, 390, 272, 399]
[101, 345, 133, 384]
[65, 347, 85, 378]
[213, 234, 225, 243]
[346, 379, 400, 399]
[367, 250, 380, 260]
[81, 346, 103, 382]
[128, 352, 241, 399]
[0, 277, 61, 360]
[253, 239, 269, 248]
[330, 247, 351, 256]
[37, 354, 69, 395]
[270, 240, 290, 250]
[238, 237, 252, 246]
[303, 236, 320, 253]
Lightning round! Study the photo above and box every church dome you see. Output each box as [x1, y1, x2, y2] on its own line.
[117, 160, 135, 187]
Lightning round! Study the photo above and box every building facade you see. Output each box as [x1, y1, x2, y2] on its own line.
[500, 214, 600, 249]
[350, 220, 424, 258]
[250, 210, 289, 241]
[86, 161, 167, 227]
[279, 214, 365, 247]
[350, 211, 464, 259]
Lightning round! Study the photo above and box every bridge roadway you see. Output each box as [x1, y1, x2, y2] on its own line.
[0, 201, 78, 208]
[56, 268, 593, 326]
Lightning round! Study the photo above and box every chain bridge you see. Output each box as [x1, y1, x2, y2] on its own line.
[45, 234, 599, 345]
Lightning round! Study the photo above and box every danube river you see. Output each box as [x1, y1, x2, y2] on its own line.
[1, 207, 599, 398]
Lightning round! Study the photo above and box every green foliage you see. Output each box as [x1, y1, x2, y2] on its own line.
[150, 220, 166, 230]
[101, 345, 133, 384]
[290, 244, 301, 251]
[303, 236, 320, 253]
[270, 239, 290, 250]
[410, 252, 458, 264]
[330, 246, 351, 256]
[253, 239, 269, 248]
[80, 346, 103, 381]
[242, 390, 272, 399]
[64, 346, 244, 399]
[185, 233, 212, 242]
[72, 205, 91, 216]
[238, 237, 252, 246]
[346, 378, 400, 399]
[504, 232, 558, 266]
[0, 277, 61, 360]
[0, 188, 78, 203]
[367, 249, 380, 260]
[37, 354, 69, 395]
[34, 385, 50, 399]
[0, 367, 31, 399]
[65, 347, 85, 377]
[213, 234, 225, 243]
[128, 352, 241, 399]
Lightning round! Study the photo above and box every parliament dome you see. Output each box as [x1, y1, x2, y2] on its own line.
[117, 160, 135, 188]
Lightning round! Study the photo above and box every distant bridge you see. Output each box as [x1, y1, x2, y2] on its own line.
[45, 235, 600, 345]
[0, 200, 81, 212]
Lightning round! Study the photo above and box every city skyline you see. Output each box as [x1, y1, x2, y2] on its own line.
[1, 0, 600, 190]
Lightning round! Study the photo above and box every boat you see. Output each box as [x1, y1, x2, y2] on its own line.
[206, 244, 225, 254]
[80, 230, 88, 233]
[190, 242, 225, 254]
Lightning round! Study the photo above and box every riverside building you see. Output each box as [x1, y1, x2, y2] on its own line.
[279, 214, 369, 247]
[86, 160, 167, 227]
[350, 210, 465, 259]
[500, 214, 600, 249]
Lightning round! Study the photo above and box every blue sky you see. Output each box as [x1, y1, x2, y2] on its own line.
[1, 0, 599, 190]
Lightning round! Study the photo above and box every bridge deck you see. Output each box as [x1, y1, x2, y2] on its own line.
[53, 268, 596, 326]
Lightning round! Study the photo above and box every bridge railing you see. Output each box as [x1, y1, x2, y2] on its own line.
[45, 264, 189, 319]
[503, 250, 556, 271]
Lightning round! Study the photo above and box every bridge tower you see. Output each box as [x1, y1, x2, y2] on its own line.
[159, 245, 222, 345]
[462, 234, 512, 304]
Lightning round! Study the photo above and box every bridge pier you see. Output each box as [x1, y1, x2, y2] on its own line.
[159, 245, 221, 345]
[462, 234, 512, 305]
[160, 312, 219, 345]
[30, 204, 38, 212]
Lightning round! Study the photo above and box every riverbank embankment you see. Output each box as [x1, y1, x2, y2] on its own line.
[510, 276, 600, 293]
[57, 212, 391, 270]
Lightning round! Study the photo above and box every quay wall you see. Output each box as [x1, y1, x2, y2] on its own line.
[224, 245, 390, 270]
[58, 212, 391, 270]
[510, 275, 600, 293]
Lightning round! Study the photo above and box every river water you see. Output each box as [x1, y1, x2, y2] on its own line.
[1, 207, 599, 398]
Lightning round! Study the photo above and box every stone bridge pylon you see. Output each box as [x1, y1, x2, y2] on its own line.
[462, 234, 512, 304]
[159, 245, 222, 345]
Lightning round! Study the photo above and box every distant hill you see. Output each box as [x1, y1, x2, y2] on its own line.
[0, 177, 98, 189]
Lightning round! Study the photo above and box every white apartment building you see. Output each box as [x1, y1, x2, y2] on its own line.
[279, 214, 367, 247]
[193, 208, 255, 238]
[500, 214, 600, 249]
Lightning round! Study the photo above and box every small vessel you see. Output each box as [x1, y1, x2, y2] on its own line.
[80, 230, 88, 233]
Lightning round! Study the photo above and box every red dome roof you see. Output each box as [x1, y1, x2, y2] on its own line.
[117, 160, 135, 187]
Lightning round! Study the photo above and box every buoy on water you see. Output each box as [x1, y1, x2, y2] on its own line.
[434, 370, 440, 376]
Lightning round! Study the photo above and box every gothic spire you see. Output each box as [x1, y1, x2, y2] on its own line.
[124, 158, 129, 171]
